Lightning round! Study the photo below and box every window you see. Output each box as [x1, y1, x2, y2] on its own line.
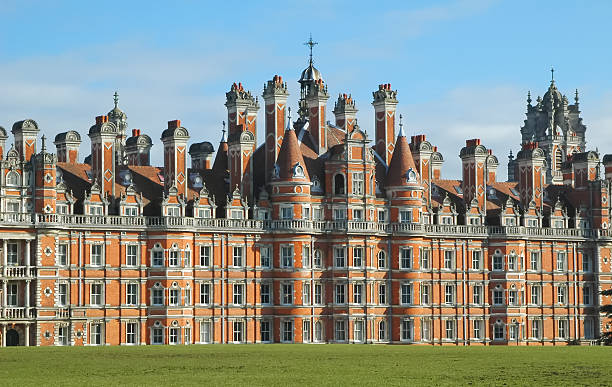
[126, 322, 137, 344]
[57, 283, 68, 306]
[583, 285, 592, 305]
[473, 285, 482, 305]
[198, 208, 212, 219]
[353, 320, 364, 342]
[152, 287, 163, 305]
[233, 246, 243, 267]
[493, 254, 504, 271]
[200, 245, 211, 267]
[422, 319, 432, 341]
[335, 320, 346, 341]
[400, 248, 412, 269]
[232, 321, 244, 342]
[441, 216, 453, 225]
[57, 204, 68, 214]
[582, 253, 591, 272]
[378, 283, 387, 305]
[58, 326, 69, 346]
[201, 321, 212, 343]
[508, 254, 517, 271]
[399, 210, 412, 223]
[6, 171, 19, 186]
[260, 283, 271, 305]
[556, 251, 566, 271]
[124, 206, 138, 217]
[378, 209, 387, 222]
[90, 323, 102, 345]
[281, 246, 293, 268]
[90, 244, 103, 266]
[509, 323, 519, 341]
[531, 320, 541, 339]
[57, 244, 68, 266]
[302, 206, 310, 220]
[377, 250, 387, 268]
[260, 320, 271, 343]
[169, 249, 179, 267]
[260, 246, 271, 268]
[302, 245, 311, 268]
[280, 207, 293, 220]
[313, 207, 323, 221]
[335, 283, 346, 304]
[352, 172, 364, 195]
[169, 327, 180, 345]
[352, 209, 363, 221]
[303, 282, 311, 305]
[152, 326, 163, 344]
[126, 283, 138, 305]
[89, 205, 103, 216]
[7, 243, 18, 265]
[313, 250, 322, 268]
[508, 290, 518, 306]
[401, 320, 413, 341]
[152, 249, 164, 267]
[494, 323, 504, 340]
[281, 283, 293, 305]
[472, 250, 481, 270]
[420, 284, 430, 305]
[233, 283, 244, 305]
[420, 248, 430, 269]
[352, 283, 363, 304]
[282, 321, 293, 342]
[314, 283, 323, 305]
[334, 247, 346, 268]
[314, 321, 323, 342]
[493, 289, 504, 305]
[352, 247, 363, 267]
[231, 210, 243, 219]
[530, 251, 541, 271]
[557, 286, 566, 305]
[378, 320, 387, 341]
[333, 208, 347, 220]
[6, 283, 17, 306]
[445, 320, 456, 340]
[444, 284, 455, 305]
[584, 318, 594, 339]
[169, 288, 180, 306]
[126, 245, 138, 266]
[558, 320, 568, 339]
[527, 218, 538, 227]
[184, 248, 191, 267]
[444, 250, 454, 269]
[473, 320, 482, 339]
[334, 174, 345, 195]
[184, 327, 191, 345]
[90, 283, 103, 305]
[401, 283, 412, 305]
[200, 283, 211, 305]
[530, 285, 541, 305]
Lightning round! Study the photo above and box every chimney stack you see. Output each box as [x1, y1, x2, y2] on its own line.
[54, 131, 82, 163]
[262, 75, 289, 183]
[372, 83, 398, 166]
[333, 93, 358, 132]
[125, 129, 153, 166]
[161, 120, 190, 196]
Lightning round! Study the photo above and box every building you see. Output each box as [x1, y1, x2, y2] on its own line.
[0, 53, 611, 347]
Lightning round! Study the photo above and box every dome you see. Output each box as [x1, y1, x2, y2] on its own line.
[108, 106, 127, 121]
[542, 81, 563, 106]
[298, 63, 322, 85]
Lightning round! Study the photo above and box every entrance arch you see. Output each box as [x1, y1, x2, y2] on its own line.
[6, 329, 19, 346]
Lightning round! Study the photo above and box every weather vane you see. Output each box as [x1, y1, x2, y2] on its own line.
[304, 33, 318, 65]
[113, 91, 119, 108]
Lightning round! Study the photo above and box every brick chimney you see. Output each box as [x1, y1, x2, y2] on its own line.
[88, 115, 117, 196]
[460, 139, 488, 208]
[0, 126, 8, 160]
[54, 130, 82, 163]
[571, 151, 600, 189]
[603, 154, 612, 180]
[12, 119, 40, 162]
[161, 120, 190, 196]
[515, 142, 546, 209]
[372, 83, 398, 166]
[225, 82, 259, 141]
[306, 78, 329, 154]
[188, 141, 215, 170]
[333, 93, 358, 132]
[262, 75, 289, 183]
[125, 129, 153, 166]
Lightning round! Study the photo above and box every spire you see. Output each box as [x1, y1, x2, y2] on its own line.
[386, 120, 419, 187]
[304, 33, 318, 66]
[221, 121, 227, 142]
[550, 66, 555, 84]
[286, 107, 292, 131]
[113, 91, 119, 108]
[575, 89, 579, 104]
[41, 134, 46, 153]
[527, 91, 532, 105]
[275, 117, 309, 181]
[397, 114, 405, 137]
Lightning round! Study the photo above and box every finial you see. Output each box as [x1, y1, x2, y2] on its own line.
[550, 67, 555, 83]
[113, 91, 119, 108]
[304, 33, 318, 66]
[527, 91, 532, 105]
[41, 135, 46, 152]
[221, 121, 226, 142]
[287, 107, 294, 131]
[575, 89, 579, 104]
[398, 114, 405, 137]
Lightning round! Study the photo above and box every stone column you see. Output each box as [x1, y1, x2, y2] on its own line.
[1, 324, 5, 347]
[2, 280, 6, 311]
[3, 240, 7, 277]
[25, 280, 30, 308]
[25, 240, 31, 268]
[25, 324, 29, 346]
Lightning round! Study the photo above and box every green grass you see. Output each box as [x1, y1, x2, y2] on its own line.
[0, 345, 609, 386]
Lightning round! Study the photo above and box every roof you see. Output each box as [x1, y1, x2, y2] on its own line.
[386, 133, 419, 187]
[275, 128, 309, 182]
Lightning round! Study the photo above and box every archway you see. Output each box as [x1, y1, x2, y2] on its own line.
[6, 329, 19, 346]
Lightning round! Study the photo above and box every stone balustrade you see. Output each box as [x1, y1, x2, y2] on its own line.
[1, 307, 34, 319]
[3, 266, 36, 278]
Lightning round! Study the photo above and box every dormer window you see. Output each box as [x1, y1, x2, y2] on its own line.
[124, 206, 138, 217]
[231, 210, 243, 219]
[197, 208, 211, 218]
[292, 162, 305, 178]
[167, 206, 180, 217]
[89, 205, 103, 216]
[405, 168, 417, 183]
[6, 171, 19, 187]
[334, 174, 345, 195]
[352, 172, 364, 195]
[57, 204, 69, 215]
[257, 209, 270, 220]
[312, 176, 322, 193]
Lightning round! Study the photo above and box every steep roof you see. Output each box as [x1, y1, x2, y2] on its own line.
[385, 129, 419, 187]
[275, 128, 309, 182]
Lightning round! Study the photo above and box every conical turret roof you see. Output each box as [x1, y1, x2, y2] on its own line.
[386, 126, 419, 187]
[275, 127, 309, 182]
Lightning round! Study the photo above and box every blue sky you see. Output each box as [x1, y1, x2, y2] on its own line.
[1, 0, 611, 178]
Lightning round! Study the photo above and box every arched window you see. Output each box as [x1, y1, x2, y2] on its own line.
[334, 174, 345, 195]
[313, 249, 322, 268]
[314, 321, 323, 342]
[378, 320, 386, 341]
[377, 250, 387, 268]
[6, 171, 19, 186]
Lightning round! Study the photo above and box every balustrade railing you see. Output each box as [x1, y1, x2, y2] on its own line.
[3, 266, 36, 278]
[2, 307, 34, 319]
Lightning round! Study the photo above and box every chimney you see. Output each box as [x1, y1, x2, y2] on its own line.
[125, 129, 153, 166]
[515, 142, 546, 209]
[306, 78, 329, 154]
[225, 82, 259, 141]
[262, 75, 289, 183]
[410, 134, 434, 200]
[88, 115, 117, 196]
[372, 83, 398, 166]
[12, 119, 40, 162]
[571, 151, 600, 189]
[188, 142, 215, 170]
[562, 159, 574, 187]
[431, 146, 444, 180]
[161, 120, 190, 196]
[54, 130, 82, 163]
[333, 93, 358, 132]
[0, 126, 8, 160]
[486, 149, 499, 184]
[34, 135, 57, 213]
[459, 139, 488, 208]
[603, 154, 612, 181]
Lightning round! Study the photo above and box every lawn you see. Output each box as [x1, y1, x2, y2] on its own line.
[0, 345, 609, 386]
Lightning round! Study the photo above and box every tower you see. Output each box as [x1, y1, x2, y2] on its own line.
[161, 120, 189, 196]
[88, 115, 117, 197]
[262, 75, 289, 183]
[372, 84, 398, 166]
[108, 92, 128, 165]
